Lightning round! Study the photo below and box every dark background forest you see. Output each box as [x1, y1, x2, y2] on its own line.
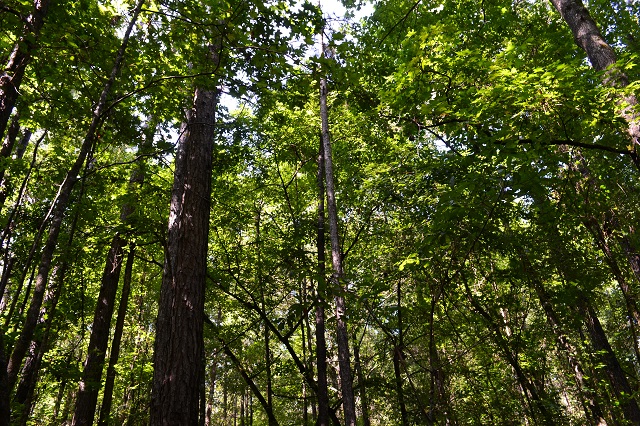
[2, 0, 640, 424]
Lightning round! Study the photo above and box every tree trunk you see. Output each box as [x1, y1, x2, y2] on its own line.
[0, 0, 50, 141]
[5, 0, 143, 389]
[74, 110, 153, 426]
[549, 0, 640, 168]
[353, 335, 370, 426]
[150, 87, 217, 426]
[72, 235, 125, 426]
[14, 256, 67, 426]
[578, 294, 640, 424]
[0, 329, 9, 426]
[215, 333, 279, 426]
[519, 250, 606, 425]
[315, 142, 330, 426]
[255, 210, 276, 425]
[394, 281, 409, 426]
[319, 74, 357, 426]
[97, 245, 135, 426]
[462, 274, 556, 425]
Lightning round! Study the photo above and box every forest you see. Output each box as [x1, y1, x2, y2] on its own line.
[1, 0, 640, 424]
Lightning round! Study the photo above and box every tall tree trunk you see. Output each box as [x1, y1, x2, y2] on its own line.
[97, 245, 135, 426]
[5, 0, 143, 389]
[0, 0, 50, 141]
[549, 0, 640, 169]
[255, 210, 276, 425]
[315, 142, 330, 426]
[319, 73, 357, 426]
[353, 334, 370, 426]
[583, 217, 640, 365]
[74, 109, 154, 426]
[150, 86, 217, 426]
[578, 294, 640, 424]
[0, 329, 9, 426]
[98, 117, 154, 426]
[13, 200, 79, 424]
[72, 235, 125, 426]
[394, 281, 409, 426]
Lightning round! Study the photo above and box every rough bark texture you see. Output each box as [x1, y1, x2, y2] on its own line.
[72, 235, 125, 426]
[315, 143, 330, 426]
[320, 75, 357, 426]
[550, 0, 640, 164]
[5, 0, 143, 389]
[0, 0, 50, 141]
[150, 87, 217, 426]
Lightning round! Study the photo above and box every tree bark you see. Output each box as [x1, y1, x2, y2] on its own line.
[319, 75, 357, 426]
[0, 0, 50, 141]
[315, 141, 331, 426]
[150, 87, 217, 426]
[72, 235, 125, 426]
[549, 0, 640, 168]
[74, 110, 154, 426]
[0, 329, 9, 426]
[394, 281, 409, 426]
[353, 336, 370, 426]
[97, 245, 135, 426]
[578, 294, 640, 424]
[5, 0, 143, 390]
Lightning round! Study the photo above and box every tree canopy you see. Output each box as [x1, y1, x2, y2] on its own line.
[1, 0, 640, 424]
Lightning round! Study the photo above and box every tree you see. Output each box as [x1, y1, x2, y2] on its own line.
[150, 86, 218, 426]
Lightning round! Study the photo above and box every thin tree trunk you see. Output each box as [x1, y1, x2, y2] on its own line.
[14, 192, 79, 424]
[462, 274, 556, 425]
[0, 122, 30, 210]
[319, 73, 357, 426]
[6, 0, 143, 389]
[215, 334, 279, 426]
[0, 130, 41, 252]
[578, 294, 640, 424]
[0, 329, 8, 426]
[150, 86, 218, 426]
[583, 217, 640, 366]
[315, 142, 330, 426]
[74, 106, 153, 426]
[97, 245, 135, 426]
[72, 234, 125, 426]
[353, 334, 370, 426]
[0, 0, 50, 141]
[255, 210, 275, 425]
[394, 281, 409, 426]
[519, 250, 606, 425]
[97, 117, 154, 426]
